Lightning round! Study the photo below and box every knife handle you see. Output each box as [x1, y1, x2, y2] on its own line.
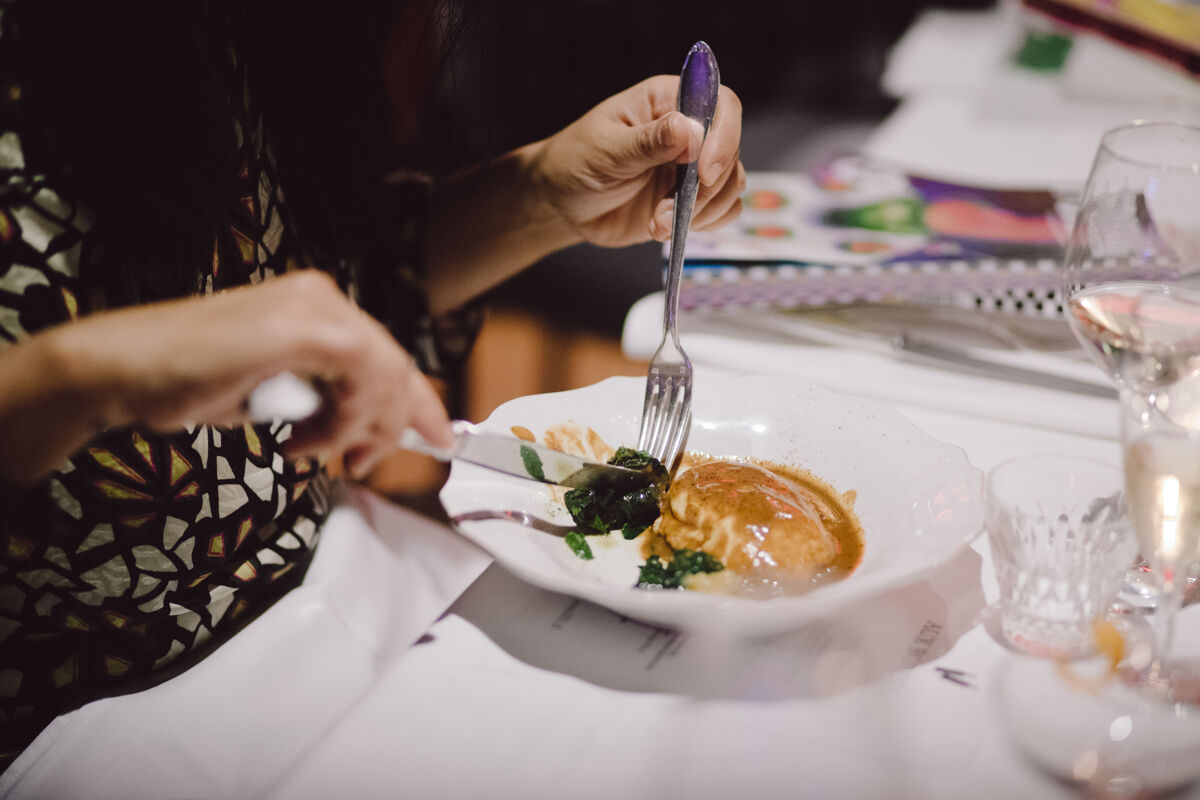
[247, 373, 475, 459]
[246, 371, 322, 422]
[397, 420, 472, 461]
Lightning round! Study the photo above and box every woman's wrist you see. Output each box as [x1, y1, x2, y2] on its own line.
[0, 328, 120, 485]
[425, 142, 582, 315]
[512, 139, 584, 252]
[39, 321, 132, 431]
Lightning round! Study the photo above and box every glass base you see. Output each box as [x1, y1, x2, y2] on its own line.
[996, 650, 1200, 796]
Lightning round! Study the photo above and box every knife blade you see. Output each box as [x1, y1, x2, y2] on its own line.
[247, 373, 655, 493]
[400, 421, 654, 493]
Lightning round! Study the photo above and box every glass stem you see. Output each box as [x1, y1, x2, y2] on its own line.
[1149, 564, 1184, 686]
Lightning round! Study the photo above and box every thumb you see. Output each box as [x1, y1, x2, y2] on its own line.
[623, 111, 704, 171]
[405, 377, 456, 449]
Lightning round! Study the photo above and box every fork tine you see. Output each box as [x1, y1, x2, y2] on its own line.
[640, 378, 675, 454]
[638, 381, 663, 451]
[643, 383, 662, 453]
[662, 416, 689, 468]
[637, 375, 691, 466]
[659, 383, 692, 466]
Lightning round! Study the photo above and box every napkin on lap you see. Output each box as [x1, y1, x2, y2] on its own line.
[0, 486, 491, 800]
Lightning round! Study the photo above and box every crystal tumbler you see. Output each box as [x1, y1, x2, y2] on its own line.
[986, 455, 1137, 658]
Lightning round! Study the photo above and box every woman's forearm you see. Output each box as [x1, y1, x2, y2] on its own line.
[0, 272, 456, 489]
[421, 76, 745, 317]
[0, 330, 117, 486]
[424, 141, 580, 316]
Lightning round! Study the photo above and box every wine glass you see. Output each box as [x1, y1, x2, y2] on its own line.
[1061, 120, 1200, 684]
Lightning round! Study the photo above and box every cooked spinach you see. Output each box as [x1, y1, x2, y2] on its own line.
[608, 447, 670, 479]
[520, 445, 545, 481]
[564, 530, 593, 560]
[637, 549, 724, 589]
[563, 447, 668, 536]
[559, 448, 723, 587]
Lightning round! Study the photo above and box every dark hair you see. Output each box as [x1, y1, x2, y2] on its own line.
[8, 0, 477, 305]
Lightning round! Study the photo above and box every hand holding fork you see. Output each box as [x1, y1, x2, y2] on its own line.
[637, 41, 720, 470]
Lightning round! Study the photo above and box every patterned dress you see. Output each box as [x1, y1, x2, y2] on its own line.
[0, 2, 478, 768]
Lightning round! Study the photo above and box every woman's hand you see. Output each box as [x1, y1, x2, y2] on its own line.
[424, 75, 744, 314]
[0, 270, 452, 485]
[531, 74, 745, 246]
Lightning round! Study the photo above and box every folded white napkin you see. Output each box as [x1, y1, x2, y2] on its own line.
[0, 486, 491, 800]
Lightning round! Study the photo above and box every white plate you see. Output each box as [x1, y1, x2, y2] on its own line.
[440, 374, 983, 636]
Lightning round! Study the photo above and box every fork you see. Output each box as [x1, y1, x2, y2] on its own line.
[637, 41, 720, 469]
[450, 509, 581, 538]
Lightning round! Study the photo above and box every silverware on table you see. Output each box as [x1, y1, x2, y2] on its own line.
[704, 312, 1118, 400]
[637, 41, 720, 468]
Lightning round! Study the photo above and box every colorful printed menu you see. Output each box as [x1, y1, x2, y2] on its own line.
[677, 155, 1072, 316]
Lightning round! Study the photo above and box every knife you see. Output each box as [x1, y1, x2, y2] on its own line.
[400, 421, 654, 493]
[247, 373, 653, 493]
[698, 313, 1118, 399]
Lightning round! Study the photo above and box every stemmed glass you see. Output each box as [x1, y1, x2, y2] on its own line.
[1061, 120, 1200, 685]
[1016, 120, 1200, 796]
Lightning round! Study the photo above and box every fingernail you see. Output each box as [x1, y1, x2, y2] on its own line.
[658, 115, 677, 148]
[350, 457, 371, 481]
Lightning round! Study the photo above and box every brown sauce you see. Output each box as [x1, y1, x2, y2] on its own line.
[541, 424, 612, 463]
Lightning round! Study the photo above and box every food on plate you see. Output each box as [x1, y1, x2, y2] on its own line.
[644, 455, 863, 596]
[562, 447, 669, 538]
[637, 547, 724, 589]
[653, 461, 840, 568]
[524, 423, 863, 598]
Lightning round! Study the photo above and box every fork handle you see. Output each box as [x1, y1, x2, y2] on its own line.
[664, 42, 720, 341]
[664, 162, 698, 345]
[679, 41, 720, 134]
